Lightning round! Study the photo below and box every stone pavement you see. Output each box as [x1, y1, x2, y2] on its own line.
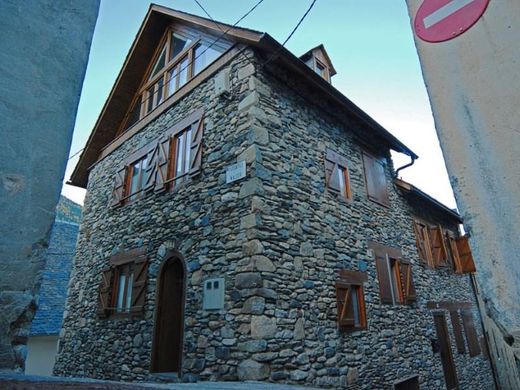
[0, 372, 323, 390]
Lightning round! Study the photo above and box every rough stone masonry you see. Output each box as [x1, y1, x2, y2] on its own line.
[55, 46, 494, 389]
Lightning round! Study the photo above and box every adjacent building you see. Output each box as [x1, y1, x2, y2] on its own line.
[55, 5, 494, 389]
[404, 1, 520, 388]
[25, 196, 81, 376]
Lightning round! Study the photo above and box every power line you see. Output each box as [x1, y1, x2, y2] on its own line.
[68, 148, 84, 160]
[258, 0, 318, 71]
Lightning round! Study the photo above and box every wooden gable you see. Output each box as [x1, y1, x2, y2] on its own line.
[299, 44, 337, 82]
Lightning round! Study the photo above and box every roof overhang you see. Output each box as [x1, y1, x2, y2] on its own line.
[394, 178, 462, 224]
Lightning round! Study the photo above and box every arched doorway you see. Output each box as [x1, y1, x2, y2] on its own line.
[151, 253, 186, 373]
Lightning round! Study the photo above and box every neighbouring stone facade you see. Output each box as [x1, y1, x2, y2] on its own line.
[55, 45, 494, 389]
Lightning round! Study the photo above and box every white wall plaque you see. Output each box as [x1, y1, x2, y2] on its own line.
[226, 160, 246, 184]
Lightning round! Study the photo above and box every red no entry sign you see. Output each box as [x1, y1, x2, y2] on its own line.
[414, 0, 490, 43]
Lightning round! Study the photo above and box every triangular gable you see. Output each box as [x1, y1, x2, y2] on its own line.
[70, 4, 264, 188]
[299, 44, 337, 76]
[71, 4, 417, 188]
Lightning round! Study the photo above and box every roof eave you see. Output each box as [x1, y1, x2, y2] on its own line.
[258, 34, 417, 159]
[394, 178, 462, 223]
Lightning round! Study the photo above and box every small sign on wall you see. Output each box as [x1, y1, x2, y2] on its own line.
[226, 160, 246, 184]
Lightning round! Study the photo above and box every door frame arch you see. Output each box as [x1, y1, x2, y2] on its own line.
[150, 249, 187, 373]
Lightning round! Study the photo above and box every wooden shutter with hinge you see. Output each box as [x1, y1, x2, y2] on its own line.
[325, 160, 341, 193]
[362, 152, 389, 207]
[461, 309, 481, 357]
[449, 310, 466, 354]
[430, 225, 448, 267]
[143, 141, 159, 192]
[336, 282, 355, 329]
[448, 234, 463, 273]
[325, 148, 350, 197]
[375, 254, 394, 304]
[456, 236, 476, 273]
[413, 220, 434, 267]
[399, 260, 416, 304]
[130, 257, 148, 315]
[189, 116, 204, 176]
[110, 167, 127, 208]
[154, 136, 171, 193]
[97, 268, 115, 318]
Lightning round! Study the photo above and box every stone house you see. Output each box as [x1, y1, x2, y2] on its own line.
[55, 5, 495, 389]
[25, 196, 82, 376]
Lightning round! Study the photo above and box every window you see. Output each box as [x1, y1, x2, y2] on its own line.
[369, 241, 416, 305]
[115, 263, 134, 313]
[119, 28, 224, 133]
[168, 126, 193, 187]
[412, 220, 475, 273]
[110, 110, 204, 208]
[413, 220, 448, 268]
[325, 148, 352, 200]
[315, 59, 328, 80]
[362, 151, 389, 206]
[448, 235, 476, 274]
[335, 270, 367, 332]
[97, 248, 148, 318]
[126, 156, 148, 201]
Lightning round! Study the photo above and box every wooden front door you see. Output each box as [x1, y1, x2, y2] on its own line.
[151, 257, 185, 373]
[433, 312, 459, 390]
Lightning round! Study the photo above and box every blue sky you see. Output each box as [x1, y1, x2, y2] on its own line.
[64, 0, 456, 209]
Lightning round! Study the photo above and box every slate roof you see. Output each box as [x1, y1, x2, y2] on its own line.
[30, 196, 82, 336]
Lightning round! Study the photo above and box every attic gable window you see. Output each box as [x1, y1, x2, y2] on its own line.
[119, 28, 224, 133]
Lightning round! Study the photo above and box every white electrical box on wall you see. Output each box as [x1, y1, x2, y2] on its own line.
[203, 277, 225, 310]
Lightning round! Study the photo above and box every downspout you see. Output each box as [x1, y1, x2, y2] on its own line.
[394, 155, 417, 178]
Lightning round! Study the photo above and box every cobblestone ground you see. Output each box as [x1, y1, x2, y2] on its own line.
[0, 373, 322, 390]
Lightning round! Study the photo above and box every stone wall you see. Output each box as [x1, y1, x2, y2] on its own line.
[55, 50, 494, 389]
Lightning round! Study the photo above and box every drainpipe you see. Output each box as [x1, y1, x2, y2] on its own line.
[394, 155, 417, 178]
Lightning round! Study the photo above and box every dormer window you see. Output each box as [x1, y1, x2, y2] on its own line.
[120, 28, 224, 133]
[299, 44, 337, 84]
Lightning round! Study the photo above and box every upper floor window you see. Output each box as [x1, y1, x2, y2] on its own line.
[412, 220, 476, 273]
[368, 241, 416, 306]
[120, 29, 224, 133]
[362, 151, 389, 207]
[127, 156, 148, 201]
[325, 148, 352, 201]
[110, 110, 204, 208]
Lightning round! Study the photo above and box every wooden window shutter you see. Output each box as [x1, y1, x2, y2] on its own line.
[413, 220, 429, 265]
[449, 310, 466, 354]
[362, 152, 389, 206]
[154, 136, 171, 193]
[143, 141, 159, 192]
[336, 283, 355, 329]
[399, 260, 416, 304]
[430, 225, 448, 267]
[375, 254, 393, 304]
[110, 167, 127, 208]
[97, 268, 115, 318]
[325, 160, 341, 193]
[130, 257, 149, 315]
[189, 116, 204, 175]
[461, 309, 481, 356]
[456, 236, 476, 273]
[448, 235, 463, 273]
